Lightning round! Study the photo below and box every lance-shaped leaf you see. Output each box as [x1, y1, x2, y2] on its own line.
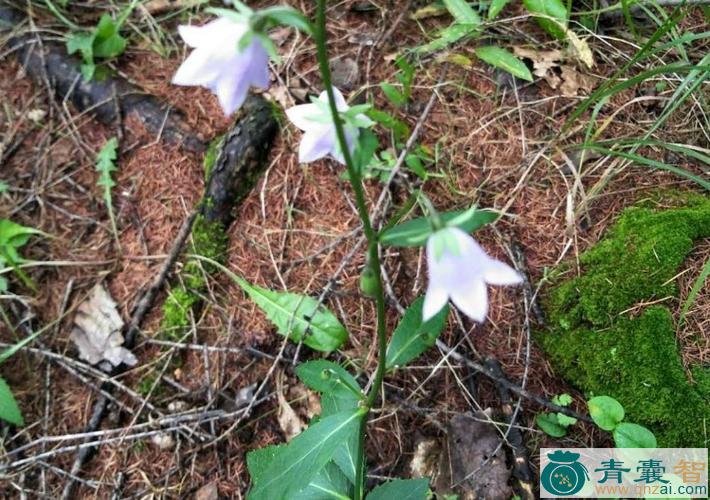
[443, 0, 482, 25]
[235, 277, 347, 352]
[475, 46, 533, 82]
[0, 376, 23, 426]
[386, 298, 448, 370]
[297, 360, 362, 483]
[292, 461, 352, 500]
[380, 207, 498, 247]
[522, 0, 568, 40]
[247, 408, 365, 499]
[366, 478, 430, 500]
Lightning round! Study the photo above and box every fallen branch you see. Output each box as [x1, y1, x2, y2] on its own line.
[0, 4, 205, 153]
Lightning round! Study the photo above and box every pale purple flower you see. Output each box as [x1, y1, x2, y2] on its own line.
[172, 17, 270, 115]
[423, 227, 522, 322]
[285, 87, 366, 164]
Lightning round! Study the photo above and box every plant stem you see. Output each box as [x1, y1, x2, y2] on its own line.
[313, 2, 388, 498]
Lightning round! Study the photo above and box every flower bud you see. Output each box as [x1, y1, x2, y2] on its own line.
[359, 265, 378, 297]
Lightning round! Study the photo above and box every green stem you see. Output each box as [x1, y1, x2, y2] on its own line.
[313, 2, 388, 499]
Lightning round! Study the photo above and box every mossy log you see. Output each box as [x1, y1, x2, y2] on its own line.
[0, 5, 205, 153]
[161, 96, 278, 337]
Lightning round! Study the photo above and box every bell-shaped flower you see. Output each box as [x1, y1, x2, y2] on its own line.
[285, 87, 372, 164]
[423, 227, 522, 322]
[172, 17, 270, 115]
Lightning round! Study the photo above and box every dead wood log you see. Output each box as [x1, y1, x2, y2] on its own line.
[0, 4, 206, 153]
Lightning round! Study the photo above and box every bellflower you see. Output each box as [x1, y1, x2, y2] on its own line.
[423, 227, 522, 322]
[285, 87, 371, 164]
[172, 17, 270, 115]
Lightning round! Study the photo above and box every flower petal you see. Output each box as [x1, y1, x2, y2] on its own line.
[172, 48, 224, 86]
[214, 71, 250, 115]
[286, 103, 321, 131]
[317, 87, 348, 111]
[298, 129, 335, 163]
[423, 285, 449, 322]
[244, 40, 270, 89]
[483, 259, 523, 285]
[450, 279, 489, 323]
[178, 18, 243, 48]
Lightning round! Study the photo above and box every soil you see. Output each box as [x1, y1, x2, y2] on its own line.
[0, 1, 707, 498]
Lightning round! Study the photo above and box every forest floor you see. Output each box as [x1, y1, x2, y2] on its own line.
[1, 0, 708, 498]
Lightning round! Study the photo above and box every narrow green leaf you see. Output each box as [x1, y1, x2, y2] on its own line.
[235, 278, 347, 352]
[522, 0, 568, 39]
[293, 461, 352, 500]
[261, 6, 313, 34]
[386, 297, 449, 370]
[488, 0, 511, 20]
[443, 0, 482, 25]
[613, 422, 657, 448]
[353, 129, 379, 174]
[588, 395, 624, 431]
[380, 83, 407, 107]
[0, 376, 23, 426]
[379, 208, 498, 247]
[366, 478, 430, 500]
[296, 360, 362, 398]
[96, 138, 120, 244]
[475, 46, 533, 82]
[414, 23, 479, 55]
[247, 409, 365, 499]
[536, 413, 567, 437]
[297, 360, 362, 484]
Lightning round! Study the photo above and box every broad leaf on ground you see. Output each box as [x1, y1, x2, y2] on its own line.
[613, 423, 657, 448]
[588, 395, 624, 431]
[475, 46, 533, 82]
[247, 409, 365, 499]
[366, 478, 430, 500]
[235, 278, 347, 352]
[386, 297, 448, 370]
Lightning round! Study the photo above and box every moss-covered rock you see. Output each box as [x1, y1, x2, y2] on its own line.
[539, 193, 710, 447]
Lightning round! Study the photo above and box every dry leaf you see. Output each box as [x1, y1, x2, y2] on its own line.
[559, 65, 596, 96]
[70, 284, 137, 368]
[513, 47, 596, 96]
[564, 29, 595, 69]
[276, 370, 304, 441]
[195, 482, 219, 500]
[410, 438, 441, 479]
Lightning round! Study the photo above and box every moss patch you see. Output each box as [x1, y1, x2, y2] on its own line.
[539, 193, 710, 447]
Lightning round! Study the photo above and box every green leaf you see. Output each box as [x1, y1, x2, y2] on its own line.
[551, 393, 573, 406]
[588, 395, 624, 431]
[247, 409, 365, 499]
[93, 14, 126, 59]
[475, 46, 533, 82]
[235, 278, 347, 352]
[0, 220, 44, 253]
[366, 478, 430, 500]
[260, 6, 313, 34]
[293, 461, 352, 500]
[555, 413, 577, 427]
[66, 31, 94, 63]
[297, 361, 362, 484]
[488, 0, 511, 19]
[296, 360, 362, 398]
[443, 0, 482, 25]
[381, 83, 407, 107]
[536, 413, 567, 437]
[522, 0, 568, 39]
[0, 376, 23, 426]
[414, 23, 479, 55]
[353, 129, 379, 174]
[380, 208, 498, 247]
[613, 422, 657, 448]
[96, 138, 119, 241]
[386, 297, 449, 370]
[366, 109, 409, 142]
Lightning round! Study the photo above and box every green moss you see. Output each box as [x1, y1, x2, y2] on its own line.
[161, 286, 198, 340]
[203, 134, 224, 182]
[539, 193, 710, 447]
